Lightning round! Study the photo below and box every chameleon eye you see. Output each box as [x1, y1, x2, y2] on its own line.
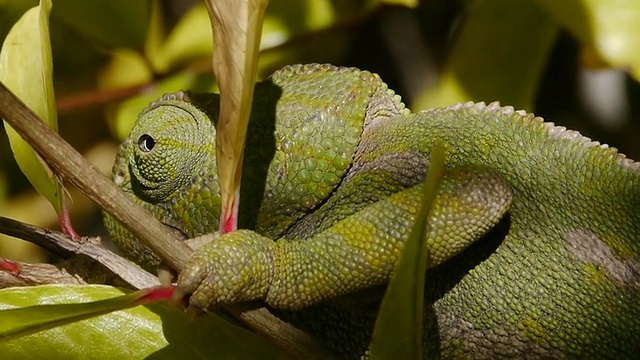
[138, 134, 156, 153]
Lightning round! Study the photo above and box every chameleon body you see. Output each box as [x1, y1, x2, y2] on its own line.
[104, 64, 640, 358]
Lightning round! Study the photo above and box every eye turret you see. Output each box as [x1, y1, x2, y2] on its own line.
[138, 134, 156, 152]
[127, 100, 216, 202]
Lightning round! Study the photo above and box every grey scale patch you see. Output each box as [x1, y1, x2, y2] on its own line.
[347, 151, 429, 188]
[565, 229, 640, 287]
[436, 309, 567, 359]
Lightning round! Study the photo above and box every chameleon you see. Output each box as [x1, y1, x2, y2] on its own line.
[103, 63, 640, 358]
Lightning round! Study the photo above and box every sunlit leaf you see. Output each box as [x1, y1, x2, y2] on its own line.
[260, 0, 416, 51]
[414, 0, 558, 111]
[204, 0, 269, 233]
[535, 0, 640, 80]
[369, 142, 446, 359]
[151, 4, 213, 74]
[0, 285, 288, 359]
[0, 0, 38, 44]
[151, 0, 336, 76]
[0, 0, 63, 214]
[98, 49, 153, 90]
[51, 0, 150, 50]
[145, 0, 418, 77]
[0, 285, 173, 342]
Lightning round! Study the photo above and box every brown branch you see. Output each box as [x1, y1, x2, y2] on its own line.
[0, 261, 89, 288]
[56, 82, 154, 114]
[0, 216, 157, 289]
[0, 81, 330, 359]
[55, 60, 211, 114]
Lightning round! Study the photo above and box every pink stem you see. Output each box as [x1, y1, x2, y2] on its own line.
[58, 191, 80, 239]
[220, 187, 240, 234]
[0, 257, 20, 275]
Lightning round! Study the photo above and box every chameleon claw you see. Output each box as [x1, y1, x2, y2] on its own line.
[170, 286, 190, 308]
[157, 265, 174, 287]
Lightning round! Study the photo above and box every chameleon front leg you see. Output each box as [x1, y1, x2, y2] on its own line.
[178, 166, 512, 311]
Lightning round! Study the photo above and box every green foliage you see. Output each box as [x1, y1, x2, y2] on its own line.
[536, 0, 640, 79]
[0, 285, 287, 359]
[1, 0, 640, 357]
[0, 285, 173, 342]
[415, 0, 640, 110]
[0, 1, 37, 43]
[0, 0, 63, 213]
[370, 142, 445, 358]
[415, 0, 558, 110]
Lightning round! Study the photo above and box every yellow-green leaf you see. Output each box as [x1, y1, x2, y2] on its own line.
[369, 142, 446, 359]
[98, 49, 153, 90]
[0, 0, 63, 213]
[0, 285, 288, 359]
[0, 0, 38, 44]
[204, 0, 269, 233]
[414, 0, 558, 111]
[0, 285, 173, 343]
[376, 0, 418, 7]
[151, 4, 213, 74]
[535, 0, 640, 80]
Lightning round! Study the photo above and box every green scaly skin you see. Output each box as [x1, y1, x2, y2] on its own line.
[104, 64, 640, 358]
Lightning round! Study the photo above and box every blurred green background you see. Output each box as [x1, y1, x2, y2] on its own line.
[1, 0, 639, 263]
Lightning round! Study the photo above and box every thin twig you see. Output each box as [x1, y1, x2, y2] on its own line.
[56, 82, 154, 114]
[0, 216, 157, 289]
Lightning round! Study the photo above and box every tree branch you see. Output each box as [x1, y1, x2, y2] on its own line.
[0, 216, 157, 289]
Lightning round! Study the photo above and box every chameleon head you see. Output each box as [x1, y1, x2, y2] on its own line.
[103, 92, 221, 268]
[127, 93, 217, 203]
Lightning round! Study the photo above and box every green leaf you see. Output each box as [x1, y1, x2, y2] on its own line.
[0, 285, 288, 359]
[98, 49, 154, 90]
[369, 142, 446, 359]
[0, 285, 173, 342]
[51, 0, 150, 50]
[535, 0, 640, 80]
[414, 0, 558, 111]
[151, 4, 213, 74]
[0, 0, 38, 44]
[204, 0, 269, 233]
[0, 0, 63, 214]
[140, 0, 421, 80]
